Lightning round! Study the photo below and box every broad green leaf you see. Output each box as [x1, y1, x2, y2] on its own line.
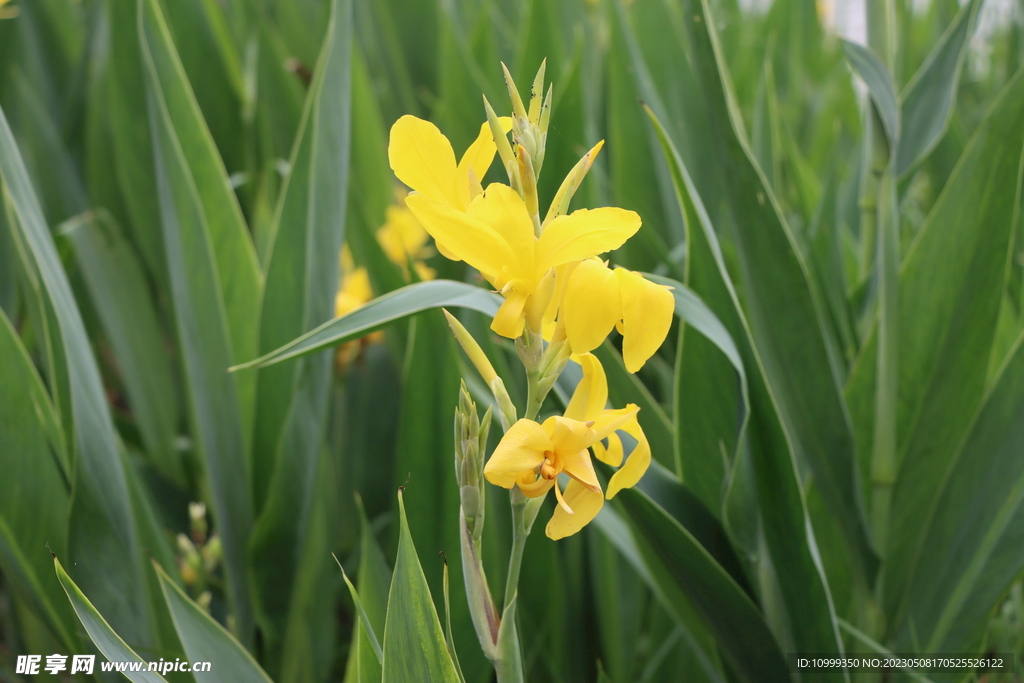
[64, 211, 184, 485]
[249, 0, 352, 658]
[393, 312, 485, 681]
[645, 272, 748, 490]
[613, 487, 789, 683]
[345, 44, 407, 301]
[841, 40, 900, 147]
[893, 328, 1024, 653]
[155, 564, 274, 683]
[276, 453, 342, 683]
[0, 308, 75, 651]
[233, 280, 502, 370]
[107, 0, 168, 288]
[381, 490, 461, 683]
[644, 105, 847, 669]
[138, 0, 262, 448]
[895, 0, 980, 176]
[139, 0, 255, 644]
[844, 69, 1024, 614]
[0, 102, 153, 644]
[649, 0, 876, 588]
[54, 558, 167, 683]
[342, 499, 391, 683]
[158, 0, 246, 177]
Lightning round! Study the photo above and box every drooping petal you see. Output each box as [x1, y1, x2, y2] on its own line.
[592, 432, 623, 467]
[617, 269, 674, 373]
[545, 480, 604, 540]
[536, 207, 641, 272]
[490, 288, 528, 338]
[405, 194, 516, 279]
[543, 416, 599, 459]
[466, 184, 536, 276]
[562, 259, 621, 355]
[560, 448, 602, 493]
[605, 416, 651, 498]
[456, 118, 513, 207]
[388, 116, 461, 207]
[484, 419, 552, 489]
[564, 353, 608, 422]
[591, 405, 640, 441]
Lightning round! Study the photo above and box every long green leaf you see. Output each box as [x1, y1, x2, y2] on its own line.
[55, 558, 167, 683]
[629, 0, 876, 586]
[0, 308, 75, 651]
[644, 105, 848, 670]
[233, 280, 501, 370]
[614, 487, 788, 683]
[342, 499, 392, 683]
[155, 564, 274, 683]
[1, 101, 153, 645]
[895, 0, 979, 176]
[381, 490, 461, 683]
[841, 40, 900, 146]
[139, 0, 255, 645]
[892, 329, 1024, 653]
[63, 211, 183, 485]
[137, 0, 262, 447]
[249, 0, 352, 660]
[845, 69, 1024, 614]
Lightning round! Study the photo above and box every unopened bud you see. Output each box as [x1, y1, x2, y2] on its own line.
[189, 501, 208, 544]
[201, 535, 222, 573]
[444, 309, 498, 385]
[455, 382, 488, 541]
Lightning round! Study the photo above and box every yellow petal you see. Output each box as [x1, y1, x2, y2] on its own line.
[545, 480, 604, 540]
[456, 118, 513, 207]
[490, 289, 528, 339]
[388, 116, 461, 208]
[484, 419, 551, 489]
[536, 207, 641, 272]
[542, 261, 577, 339]
[591, 405, 640, 441]
[544, 415, 599, 458]
[564, 352, 608, 422]
[405, 194, 517, 278]
[524, 268, 556, 334]
[593, 432, 624, 467]
[606, 415, 651, 498]
[466, 184, 536, 277]
[617, 269, 674, 373]
[563, 259, 621, 355]
[560, 448, 602, 492]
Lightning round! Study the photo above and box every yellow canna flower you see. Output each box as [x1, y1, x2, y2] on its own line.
[561, 258, 674, 373]
[407, 183, 641, 338]
[483, 353, 650, 539]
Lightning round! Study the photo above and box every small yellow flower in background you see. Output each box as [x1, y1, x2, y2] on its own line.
[561, 258, 675, 373]
[0, 0, 17, 19]
[376, 190, 436, 280]
[482, 353, 650, 539]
